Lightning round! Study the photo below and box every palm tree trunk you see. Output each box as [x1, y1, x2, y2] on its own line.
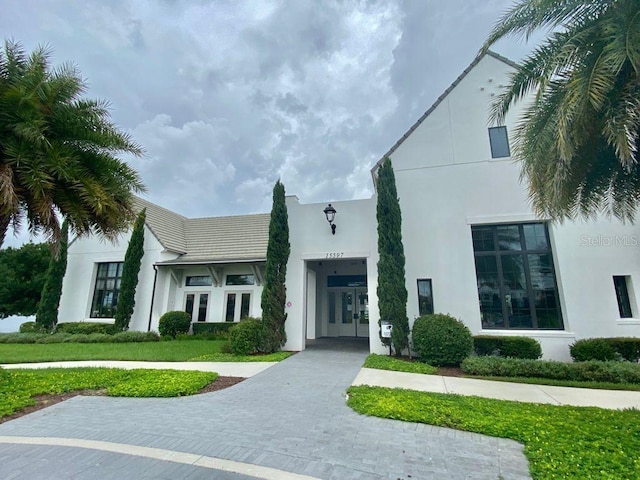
[0, 214, 9, 248]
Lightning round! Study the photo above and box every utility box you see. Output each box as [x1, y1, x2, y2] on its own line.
[381, 321, 393, 339]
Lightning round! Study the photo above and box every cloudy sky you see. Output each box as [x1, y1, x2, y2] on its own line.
[1, 0, 538, 249]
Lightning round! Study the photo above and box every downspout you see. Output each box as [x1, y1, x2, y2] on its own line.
[147, 265, 159, 332]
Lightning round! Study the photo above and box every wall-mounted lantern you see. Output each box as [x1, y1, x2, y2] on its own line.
[323, 204, 337, 235]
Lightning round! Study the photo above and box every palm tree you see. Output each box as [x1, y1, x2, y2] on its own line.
[0, 40, 145, 247]
[482, 0, 640, 221]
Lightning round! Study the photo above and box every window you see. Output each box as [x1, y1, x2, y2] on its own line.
[472, 223, 562, 329]
[613, 276, 633, 318]
[184, 292, 209, 322]
[91, 262, 124, 318]
[225, 274, 255, 286]
[186, 276, 212, 287]
[488, 126, 511, 158]
[224, 292, 252, 322]
[417, 279, 434, 315]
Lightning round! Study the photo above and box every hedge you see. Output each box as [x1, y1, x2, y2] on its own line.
[570, 337, 640, 362]
[461, 356, 640, 384]
[192, 322, 235, 336]
[0, 332, 159, 344]
[473, 335, 542, 359]
[228, 317, 266, 355]
[55, 322, 116, 335]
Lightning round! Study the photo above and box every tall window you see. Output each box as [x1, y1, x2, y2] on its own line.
[613, 276, 633, 318]
[488, 126, 511, 158]
[472, 223, 562, 329]
[417, 279, 434, 315]
[91, 262, 124, 318]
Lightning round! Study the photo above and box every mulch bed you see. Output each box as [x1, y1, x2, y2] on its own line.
[0, 376, 245, 425]
[436, 367, 465, 377]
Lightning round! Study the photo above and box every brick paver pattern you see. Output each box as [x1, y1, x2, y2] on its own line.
[0, 340, 531, 479]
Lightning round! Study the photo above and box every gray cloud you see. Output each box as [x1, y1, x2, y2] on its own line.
[1, 0, 534, 248]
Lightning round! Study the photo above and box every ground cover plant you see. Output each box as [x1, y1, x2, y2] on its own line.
[189, 351, 293, 362]
[363, 354, 437, 375]
[0, 339, 287, 363]
[0, 367, 216, 419]
[347, 386, 640, 480]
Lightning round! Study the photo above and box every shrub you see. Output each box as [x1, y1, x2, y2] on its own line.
[411, 314, 473, 366]
[55, 322, 115, 335]
[19, 322, 49, 333]
[570, 338, 619, 362]
[461, 356, 640, 384]
[111, 331, 160, 343]
[228, 317, 266, 355]
[192, 322, 235, 338]
[473, 335, 542, 359]
[607, 337, 640, 363]
[158, 311, 192, 339]
[0, 333, 46, 343]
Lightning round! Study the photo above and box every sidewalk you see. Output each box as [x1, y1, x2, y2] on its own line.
[5, 359, 637, 410]
[352, 367, 640, 410]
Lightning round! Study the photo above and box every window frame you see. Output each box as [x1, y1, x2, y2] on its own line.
[223, 290, 252, 322]
[225, 274, 255, 286]
[472, 222, 563, 330]
[90, 262, 124, 318]
[416, 279, 434, 316]
[613, 276, 634, 319]
[488, 126, 511, 158]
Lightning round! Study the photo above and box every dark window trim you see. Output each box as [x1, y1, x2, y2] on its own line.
[416, 278, 434, 316]
[472, 222, 563, 330]
[613, 276, 633, 318]
[90, 261, 124, 318]
[488, 126, 511, 158]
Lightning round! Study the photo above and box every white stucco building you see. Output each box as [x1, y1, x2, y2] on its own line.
[58, 51, 640, 360]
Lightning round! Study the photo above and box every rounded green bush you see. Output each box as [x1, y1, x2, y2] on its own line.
[19, 321, 49, 333]
[412, 314, 473, 366]
[228, 317, 266, 355]
[570, 338, 619, 362]
[158, 311, 192, 339]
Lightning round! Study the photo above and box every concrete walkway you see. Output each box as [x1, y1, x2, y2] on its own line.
[353, 368, 640, 410]
[0, 340, 531, 480]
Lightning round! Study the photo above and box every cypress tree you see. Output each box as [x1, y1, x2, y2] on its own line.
[36, 220, 69, 330]
[376, 158, 410, 355]
[261, 180, 290, 352]
[114, 209, 146, 331]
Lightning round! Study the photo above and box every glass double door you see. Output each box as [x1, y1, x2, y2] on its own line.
[335, 288, 369, 337]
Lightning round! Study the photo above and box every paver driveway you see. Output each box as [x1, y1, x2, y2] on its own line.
[0, 339, 531, 479]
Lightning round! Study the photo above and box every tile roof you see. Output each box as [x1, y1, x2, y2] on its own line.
[133, 197, 270, 263]
[370, 50, 519, 184]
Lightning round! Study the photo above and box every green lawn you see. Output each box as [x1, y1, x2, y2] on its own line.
[363, 354, 437, 375]
[0, 340, 291, 363]
[348, 386, 640, 480]
[1, 367, 216, 419]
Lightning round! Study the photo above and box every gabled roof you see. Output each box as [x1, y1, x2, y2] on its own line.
[370, 50, 519, 182]
[133, 197, 270, 264]
[134, 197, 188, 254]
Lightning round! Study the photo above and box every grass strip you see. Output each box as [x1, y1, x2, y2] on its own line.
[0, 340, 288, 363]
[1, 368, 217, 419]
[347, 386, 640, 480]
[363, 354, 437, 375]
[188, 351, 294, 362]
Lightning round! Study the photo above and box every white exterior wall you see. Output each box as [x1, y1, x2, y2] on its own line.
[389, 54, 640, 360]
[59, 226, 172, 331]
[284, 196, 382, 352]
